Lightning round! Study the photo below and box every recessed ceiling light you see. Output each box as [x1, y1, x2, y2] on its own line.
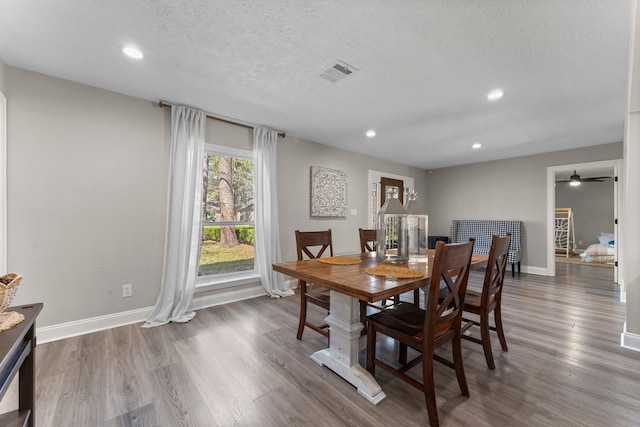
[472, 143, 482, 149]
[487, 89, 504, 101]
[366, 130, 376, 138]
[122, 46, 144, 59]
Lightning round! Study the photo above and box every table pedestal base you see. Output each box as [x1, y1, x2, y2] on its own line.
[311, 349, 386, 404]
[310, 291, 386, 405]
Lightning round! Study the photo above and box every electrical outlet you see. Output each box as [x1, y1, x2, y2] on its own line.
[122, 284, 133, 298]
[578, 240, 583, 246]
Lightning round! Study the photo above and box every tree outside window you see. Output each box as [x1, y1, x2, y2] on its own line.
[199, 150, 255, 276]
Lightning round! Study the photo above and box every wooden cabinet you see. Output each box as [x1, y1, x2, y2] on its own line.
[0, 303, 43, 427]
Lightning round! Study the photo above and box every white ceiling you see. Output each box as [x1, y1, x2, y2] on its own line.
[0, 1, 631, 169]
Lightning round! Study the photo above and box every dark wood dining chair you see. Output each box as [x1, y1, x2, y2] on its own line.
[359, 227, 420, 307]
[461, 233, 511, 370]
[358, 227, 377, 252]
[358, 228, 389, 322]
[366, 239, 475, 427]
[295, 229, 333, 341]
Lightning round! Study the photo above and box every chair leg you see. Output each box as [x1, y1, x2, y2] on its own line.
[296, 293, 307, 340]
[494, 305, 508, 351]
[399, 343, 408, 365]
[511, 263, 515, 277]
[413, 288, 420, 307]
[366, 324, 376, 375]
[479, 312, 495, 370]
[422, 350, 439, 427]
[359, 301, 367, 336]
[452, 330, 469, 396]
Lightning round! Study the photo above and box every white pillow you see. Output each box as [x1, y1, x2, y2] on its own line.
[598, 233, 614, 245]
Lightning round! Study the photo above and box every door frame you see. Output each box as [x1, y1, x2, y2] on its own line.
[380, 177, 405, 206]
[0, 92, 6, 274]
[546, 159, 623, 294]
[367, 170, 414, 228]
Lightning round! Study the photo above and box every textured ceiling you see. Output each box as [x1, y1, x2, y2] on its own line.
[0, 0, 631, 169]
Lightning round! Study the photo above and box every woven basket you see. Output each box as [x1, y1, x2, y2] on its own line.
[0, 273, 22, 313]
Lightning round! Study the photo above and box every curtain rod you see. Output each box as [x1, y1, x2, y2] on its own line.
[158, 101, 285, 137]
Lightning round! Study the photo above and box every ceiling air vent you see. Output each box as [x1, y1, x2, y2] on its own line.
[319, 60, 358, 83]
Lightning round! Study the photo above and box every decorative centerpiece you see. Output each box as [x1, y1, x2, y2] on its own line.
[404, 191, 429, 263]
[376, 188, 408, 263]
[0, 273, 22, 313]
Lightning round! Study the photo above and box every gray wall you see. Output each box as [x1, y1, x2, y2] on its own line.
[6, 67, 170, 327]
[205, 118, 253, 151]
[4, 64, 628, 330]
[0, 58, 5, 93]
[425, 142, 622, 271]
[5, 66, 428, 328]
[277, 137, 428, 261]
[555, 180, 614, 249]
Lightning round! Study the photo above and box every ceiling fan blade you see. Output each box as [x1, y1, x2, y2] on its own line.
[583, 176, 611, 180]
[556, 174, 611, 183]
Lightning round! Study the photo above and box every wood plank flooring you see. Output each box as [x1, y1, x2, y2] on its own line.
[555, 254, 613, 268]
[2, 264, 639, 426]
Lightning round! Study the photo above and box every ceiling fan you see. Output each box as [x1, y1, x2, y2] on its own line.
[555, 170, 612, 186]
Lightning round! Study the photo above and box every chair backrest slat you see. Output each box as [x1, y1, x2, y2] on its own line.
[295, 230, 333, 260]
[483, 233, 511, 301]
[359, 228, 377, 253]
[425, 239, 475, 334]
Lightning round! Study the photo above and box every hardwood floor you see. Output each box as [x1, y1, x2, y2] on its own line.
[3, 264, 639, 426]
[555, 253, 613, 268]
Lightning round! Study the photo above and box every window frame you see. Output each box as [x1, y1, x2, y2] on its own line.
[196, 143, 259, 291]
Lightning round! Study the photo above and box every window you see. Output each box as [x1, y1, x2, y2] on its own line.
[198, 145, 255, 279]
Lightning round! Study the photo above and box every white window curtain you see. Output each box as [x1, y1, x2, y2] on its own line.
[254, 127, 293, 297]
[144, 105, 206, 327]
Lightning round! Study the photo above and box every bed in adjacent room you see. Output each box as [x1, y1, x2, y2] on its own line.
[579, 233, 615, 264]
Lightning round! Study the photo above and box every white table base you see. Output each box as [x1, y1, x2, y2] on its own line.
[310, 290, 387, 405]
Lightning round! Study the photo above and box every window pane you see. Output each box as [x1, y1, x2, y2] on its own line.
[203, 154, 254, 223]
[199, 153, 255, 277]
[198, 225, 255, 276]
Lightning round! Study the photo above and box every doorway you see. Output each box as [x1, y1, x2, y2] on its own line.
[380, 177, 404, 206]
[546, 159, 622, 296]
[367, 170, 414, 228]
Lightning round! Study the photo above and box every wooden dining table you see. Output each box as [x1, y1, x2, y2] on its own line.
[272, 249, 488, 405]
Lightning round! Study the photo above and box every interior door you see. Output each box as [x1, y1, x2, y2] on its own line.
[380, 177, 404, 206]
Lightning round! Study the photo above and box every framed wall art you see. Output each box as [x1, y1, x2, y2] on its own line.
[310, 166, 348, 218]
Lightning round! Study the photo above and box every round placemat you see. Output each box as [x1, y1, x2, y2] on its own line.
[365, 265, 423, 279]
[317, 256, 362, 265]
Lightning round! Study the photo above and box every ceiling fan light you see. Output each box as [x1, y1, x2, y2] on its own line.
[487, 88, 504, 101]
[569, 180, 581, 187]
[123, 46, 144, 59]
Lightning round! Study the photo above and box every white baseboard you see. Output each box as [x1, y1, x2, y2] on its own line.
[37, 284, 266, 344]
[522, 265, 548, 276]
[190, 284, 266, 311]
[37, 306, 153, 344]
[621, 323, 640, 352]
